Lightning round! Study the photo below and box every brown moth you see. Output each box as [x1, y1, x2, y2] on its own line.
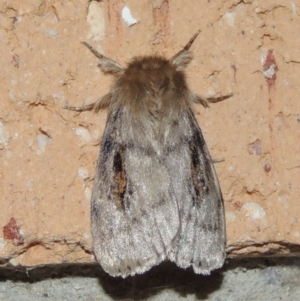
[65, 31, 231, 278]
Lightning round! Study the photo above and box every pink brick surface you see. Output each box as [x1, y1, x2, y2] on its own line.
[1, 0, 300, 267]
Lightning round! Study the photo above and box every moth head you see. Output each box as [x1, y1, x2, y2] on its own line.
[114, 30, 201, 103]
[82, 30, 200, 77]
[81, 31, 201, 113]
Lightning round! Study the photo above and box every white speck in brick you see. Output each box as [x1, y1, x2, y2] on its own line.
[36, 134, 50, 150]
[91, 129, 101, 140]
[52, 91, 63, 99]
[83, 233, 91, 240]
[78, 168, 89, 180]
[225, 211, 236, 223]
[278, 194, 289, 202]
[0, 238, 7, 249]
[26, 180, 34, 191]
[75, 127, 91, 142]
[15, 15, 22, 23]
[46, 29, 58, 37]
[6, 150, 13, 158]
[85, 187, 92, 200]
[0, 122, 7, 143]
[261, 51, 277, 80]
[248, 139, 262, 155]
[242, 202, 266, 220]
[87, 1, 105, 41]
[223, 12, 236, 27]
[278, 193, 290, 209]
[263, 63, 276, 79]
[9, 258, 19, 266]
[227, 165, 236, 173]
[122, 6, 137, 26]
[291, 2, 297, 15]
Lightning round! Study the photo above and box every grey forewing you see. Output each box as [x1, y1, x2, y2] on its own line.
[92, 106, 225, 277]
[164, 108, 226, 274]
[91, 107, 181, 277]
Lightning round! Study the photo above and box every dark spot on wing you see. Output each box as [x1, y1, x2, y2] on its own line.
[206, 224, 213, 232]
[206, 224, 218, 232]
[140, 209, 148, 218]
[187, 111, 212, 207]
[108, 107, 122, 124]
[189, 140, 207, 207]
[126, 141, 155, 157]
[91, 202, 100, 218]
[102, 137, 115, 154]
[200, 223, 218, 232]
[218, 197, 223, 209]
[126, 141, 135, 149]
[163, 136, 189, 157]
[191, 142, 200, 167]
[111, 147, 128, 210]
[127, 181, 134, 196]
[173, 119, 179, 126]
[159, 198, 166, 205]
[113, 152, 123, 173]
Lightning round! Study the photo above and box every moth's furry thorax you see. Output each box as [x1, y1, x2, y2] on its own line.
[111, 55, 192, 120]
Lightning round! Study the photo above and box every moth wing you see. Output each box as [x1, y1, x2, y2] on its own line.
[91, 109, 180, 278]
[166, 109, 226, 274]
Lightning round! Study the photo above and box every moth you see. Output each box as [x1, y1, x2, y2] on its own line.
[65, 30, 231, 278]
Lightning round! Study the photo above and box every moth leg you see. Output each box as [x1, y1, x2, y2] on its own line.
[192, 95, 210, 108]
[193, 92, 233, 108]
[63, 93, 112, 112]
[63, 96, 103, 112]
[207, 92, 233, 103]
[63, 101, 97, 112]
[212, 158, 225, 163]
